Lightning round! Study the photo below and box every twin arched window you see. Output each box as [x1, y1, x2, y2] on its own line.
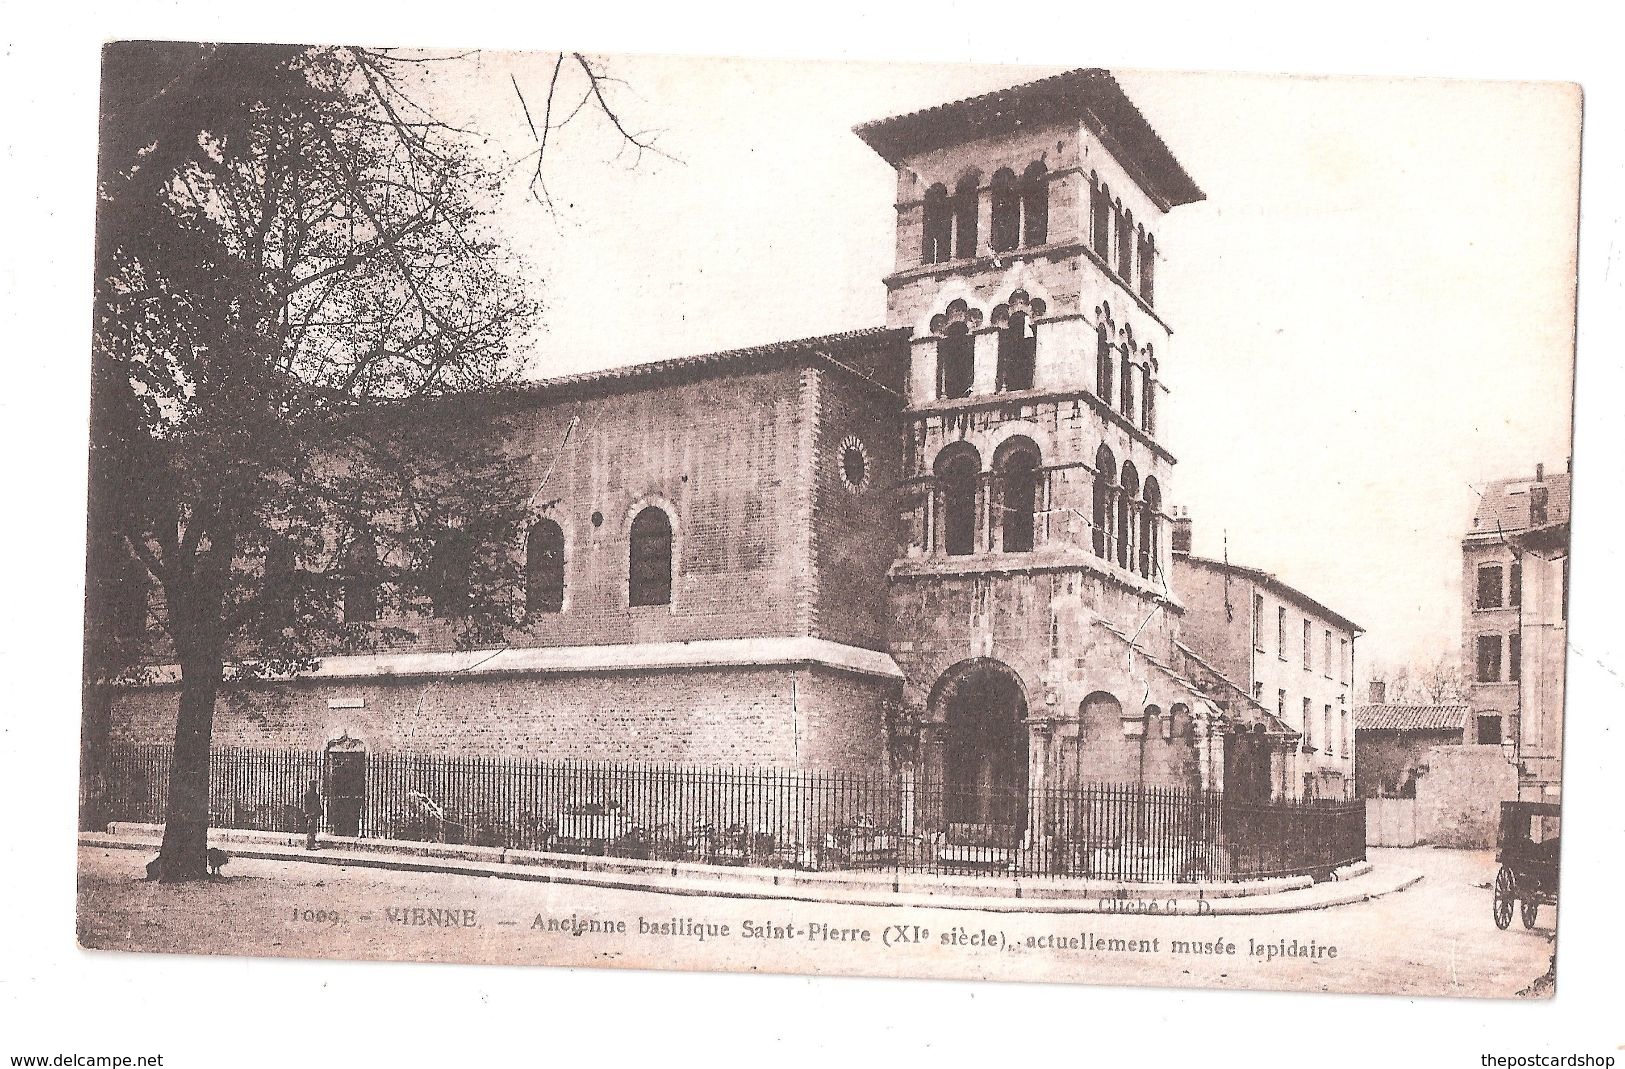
[922, 184, 952, 264]
[934, 441, 1043, 556]
[1089, 175, 1156, 306]
[990, 164, 1049, 253]
[629, 507, 673, 607]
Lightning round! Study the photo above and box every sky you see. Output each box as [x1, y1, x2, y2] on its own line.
[422, 53, 1579, 677]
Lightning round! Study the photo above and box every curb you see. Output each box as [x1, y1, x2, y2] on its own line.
[80, 831, 1422, 916]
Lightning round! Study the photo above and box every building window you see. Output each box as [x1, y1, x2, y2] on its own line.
[1021, 162, 1049, 246]
[937, 447, 981, 557]
[1302, 696, 1312, 748]
[922, 183, 950, 264]
[995, 312, 1036, 392]
[1509, 631, 1522, 682]
[1117, 206, 1134, 278]
[428, 527, 471, 618]
[1119, 348, 1136, 423]
[341, 529, 378, 625]
[1341, 709, 1350, 759]
[1141, 360, 1156, 433]
[526, 518, 565, 615]
[1095, 324, 1114, 405]
[1476, 563, 1504, 609]
[1092, 444, 1116, 559]
[936, 324, 974, 399]
[1476, 714, 1502, 746]
[1475, 633, 1503, 683]
[990, 168, 1020, 252]
[1277, 606, 1287, 659]
[995, 442, 1040, 553]
[1139, 477, 1162, 580]
[1253, 681, 1264, 702]
[1340, 638, 1349, 683]
[1116, 461, 1140, 571]
[1324, 705, 1334, 757]
[1303, 619, 1312, 670]
[629, 507, 673, 607]
[1252, 593, 1264, 650]
[1091, 180, 1111, 260]
[1509, 560, 1522, 608]
[1277, 688, 1286, 720]
[951, 174, 979, 259]
[1137, 230, 1156, 305]
[1324, 630, 1333, 678]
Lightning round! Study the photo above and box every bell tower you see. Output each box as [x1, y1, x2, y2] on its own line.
[856, 70, 1222, 805]
[854, 68, 1204, 590]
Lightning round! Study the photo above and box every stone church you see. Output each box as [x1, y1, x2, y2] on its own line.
[112, 69, 1290, 819]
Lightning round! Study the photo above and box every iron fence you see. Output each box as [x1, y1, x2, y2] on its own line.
[92, 744, 1364, 882]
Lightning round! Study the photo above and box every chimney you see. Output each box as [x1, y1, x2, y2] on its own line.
[1171, 506, 1193, 555]
[1535, 462, 1545, 483]
[1368, 680, 1386, 705]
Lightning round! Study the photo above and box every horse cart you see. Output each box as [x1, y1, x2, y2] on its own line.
[1491, 800, 1560, 930]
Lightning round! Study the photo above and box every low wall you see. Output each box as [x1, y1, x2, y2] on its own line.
[1414, 744, 1517, 848]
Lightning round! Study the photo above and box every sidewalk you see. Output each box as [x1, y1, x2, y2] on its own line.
[82, 823, 1422, 916]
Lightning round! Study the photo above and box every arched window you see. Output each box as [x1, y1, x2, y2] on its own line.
[1142, 354, 1156, 434]
[995, 441, 1041, 553]
[526, 518, 565, 614]
[1117, 462, 1140, 571]
[429, 526, 471, 618]
[1092, 444, 1116, 558]
[935, 446, 981, 557]
[629, 507, 673, 607]
[996, 312, 1036, 392]
[990, 168, 1020, 253]
[1095, 323, 1114, 405]
[1137, 229, 1156, 305]
[1091, 179, 1111, 259]
[1021, 162, 1049, 246]
[937, 322, 974, 399]
[342, 528, 378, 625]
[952, 174, 979, 258]
[1117, 205, 1134, 278]
[1120, 348, 1136, 424]
[1140, 477, 1162, 580]
[921, 183, 951, 264]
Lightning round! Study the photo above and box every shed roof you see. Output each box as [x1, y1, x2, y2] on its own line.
[1468, 472, 1571, 539]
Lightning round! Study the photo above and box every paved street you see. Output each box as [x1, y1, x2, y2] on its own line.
[77, 845, 1554, 998]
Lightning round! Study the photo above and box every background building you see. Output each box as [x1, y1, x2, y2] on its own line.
[1352, 682, 1468, 798]
[1171, 511, 1362, 800]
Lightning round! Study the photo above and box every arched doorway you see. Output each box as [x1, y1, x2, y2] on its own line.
[932, 660, 1030, 841]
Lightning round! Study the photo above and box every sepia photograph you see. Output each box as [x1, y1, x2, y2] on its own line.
[69, 42, 1581, 1002]
[5, 7, 1620, 1063]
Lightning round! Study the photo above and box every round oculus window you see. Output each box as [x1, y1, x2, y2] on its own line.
[838, 435, 870, 492]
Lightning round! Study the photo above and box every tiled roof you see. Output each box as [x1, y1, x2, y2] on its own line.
[1176, 553, 1363, 634]
[479, 326, 911, 405]
[1468, 471, 1571, 538]
[853, 69, 1205, 208]
[1353, 703, 1469, 732]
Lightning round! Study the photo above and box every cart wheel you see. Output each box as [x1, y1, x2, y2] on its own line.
[1521, 900, 1540, 930]
[1492, 866, 1515, 930]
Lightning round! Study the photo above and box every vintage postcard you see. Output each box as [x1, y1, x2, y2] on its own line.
[77, 44, 1579, 999]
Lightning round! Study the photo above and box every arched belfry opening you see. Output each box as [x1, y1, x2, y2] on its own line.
[929, 659, 1030, 841]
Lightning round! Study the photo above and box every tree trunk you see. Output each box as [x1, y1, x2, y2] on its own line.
[156, 632, 225, 881]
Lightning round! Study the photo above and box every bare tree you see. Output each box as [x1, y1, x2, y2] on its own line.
[88, 43, 655, 879]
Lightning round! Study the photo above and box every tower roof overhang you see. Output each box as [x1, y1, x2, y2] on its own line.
[854, 68, 1205, 210]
